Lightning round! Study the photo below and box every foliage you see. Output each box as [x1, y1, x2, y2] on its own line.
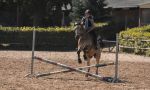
[95, 22, 108, 27]
[0, 26, 75, 50]
[0, 22, 107, 32]
[0, 26, 73, 32]
[70, 0, 85, 21]
[70, 0, 107, 21]
[119, 25, 150, 56]
[0, 0, 71, 26]
[0, 22, 107, 50]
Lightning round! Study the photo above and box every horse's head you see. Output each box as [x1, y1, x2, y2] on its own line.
[74, 22, 86, 40]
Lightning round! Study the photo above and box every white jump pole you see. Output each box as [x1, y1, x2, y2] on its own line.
[34, 56, 103, 79]
[35, 61, 114, 77]
[113, 33, 119, 82]
[31, 27, 36, 74]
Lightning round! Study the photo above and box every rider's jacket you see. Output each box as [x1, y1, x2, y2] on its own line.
[81, 15, 94, 30]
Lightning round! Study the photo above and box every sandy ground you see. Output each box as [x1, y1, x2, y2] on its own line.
[0, 50, 150, 90]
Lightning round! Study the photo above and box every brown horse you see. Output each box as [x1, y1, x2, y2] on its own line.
[74, 23, 102, 77]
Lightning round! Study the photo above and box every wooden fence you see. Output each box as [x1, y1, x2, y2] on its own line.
[119, 39, 150, 50]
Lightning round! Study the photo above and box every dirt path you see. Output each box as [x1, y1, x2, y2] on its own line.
[0, 51, 150, 90]
[0, 51, 149, 62]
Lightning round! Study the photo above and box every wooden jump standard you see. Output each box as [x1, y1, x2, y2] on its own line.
[34, 56, 114, 78]
[29, 30, 119, 83]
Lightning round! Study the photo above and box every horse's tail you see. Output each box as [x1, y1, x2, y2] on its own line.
[97, 35, 104, 48]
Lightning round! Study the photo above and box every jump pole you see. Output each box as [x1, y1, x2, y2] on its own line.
[113, 33, 119, 82]
[34, 56, 113, 79]
[34, 58, 114, 77]
[31, 27, 36, 75]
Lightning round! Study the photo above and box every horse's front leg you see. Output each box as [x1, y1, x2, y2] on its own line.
[77, 50, 82, 64]
[83, 50, 87, 61]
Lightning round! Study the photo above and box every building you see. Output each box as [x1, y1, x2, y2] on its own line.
[105, 0, 150, 29]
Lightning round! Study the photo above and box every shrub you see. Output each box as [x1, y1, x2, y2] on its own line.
[119, 25, 150, 56]
[0, 26, 73, 32]
[0, 26, 75, 50]
[0, 23, 107, 50]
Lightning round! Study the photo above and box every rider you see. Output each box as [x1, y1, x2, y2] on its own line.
[81, 9, 97, 48]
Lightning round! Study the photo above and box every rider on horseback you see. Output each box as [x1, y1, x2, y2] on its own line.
[74, 9, 104, 64]
[81, 9, 97, 49]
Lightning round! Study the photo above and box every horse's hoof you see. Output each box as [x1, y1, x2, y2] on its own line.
[83, 55, 87, 61]
[78, 59, 82, 64]
[85, 74, 89, 77]
[96, 72, 98, 75]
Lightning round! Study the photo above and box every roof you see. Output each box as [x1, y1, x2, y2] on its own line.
[105, 0, 150, 8]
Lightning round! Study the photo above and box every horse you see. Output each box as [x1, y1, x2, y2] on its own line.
[74, 22, 103, 77]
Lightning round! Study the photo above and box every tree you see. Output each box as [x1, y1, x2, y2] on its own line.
[22, 0, 71, 26]
[0, 0, 72, 26]
[70, 0, 107, 21]
[21, 0, 48, 26]
[70, 0, 85, 21]
[0, 0, 18, 26]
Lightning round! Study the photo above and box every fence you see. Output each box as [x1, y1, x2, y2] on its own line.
[120, 39, 150, 50]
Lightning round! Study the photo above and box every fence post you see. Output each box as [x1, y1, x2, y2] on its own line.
[113, 33, 119, 83]
[31, 27, 36, 74]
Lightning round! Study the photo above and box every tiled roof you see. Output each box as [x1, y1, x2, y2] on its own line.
[105, 0, 150, 8]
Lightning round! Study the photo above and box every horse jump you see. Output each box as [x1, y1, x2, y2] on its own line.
[28, 29, 119, 83]
[34, 56, 114, 79]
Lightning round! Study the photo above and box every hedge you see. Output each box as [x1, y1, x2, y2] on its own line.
[0, 26, 76, 51]
[0, 23, 111, 51]
[0, 25, 101, 50]
[119, 25, 150, 56]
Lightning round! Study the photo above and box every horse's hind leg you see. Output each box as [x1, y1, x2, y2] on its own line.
[96, 57, 99, 75]
[77, 50, 82, 64]
[95, 50, 101, 75]
[85, 58, 90, 77]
